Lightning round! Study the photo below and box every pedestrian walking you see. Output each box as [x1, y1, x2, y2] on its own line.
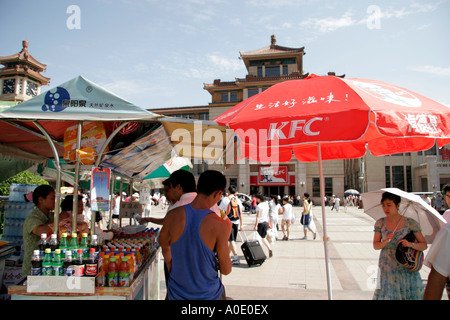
[254, 193, 273, 257]
[372, 191, 427, 300]
[300, 193, 316, 240]
[219, 186, 244, 265]
[280, 196, 293, 240]
[268, 195, 281, 243]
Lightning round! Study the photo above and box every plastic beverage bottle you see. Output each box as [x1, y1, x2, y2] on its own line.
[85, 248, 98, 277]
[118, 257, 130, 287]
[80, 233, 89, 261]
[133, 213, 147, 225]
[63, 250, 74, 276]
[107, 257, 118, 287]
[73, 248, 85, 276]
[96, 252, 105, 287]
[49, 233, 59, 259]
[90, 234, 100, 260]
[52, 249, 63, 276]
[41, 248, 53, 276]
[69, 233, 78, 257]
[59, 233, 69, 259]
[38, 233, 47, 260]
[31, 249, 42, 276]
[101, 255, 110, 287]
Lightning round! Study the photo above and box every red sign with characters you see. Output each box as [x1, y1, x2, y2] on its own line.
[258, 165, 289, 185]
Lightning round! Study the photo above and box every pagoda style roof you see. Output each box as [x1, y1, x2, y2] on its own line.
[0, 40, 50, 85]
[239, 35, 305, 71]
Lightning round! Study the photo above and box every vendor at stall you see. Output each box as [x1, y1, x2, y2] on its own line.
[22, 185, 69, 277]
[60, 194, 113, 243]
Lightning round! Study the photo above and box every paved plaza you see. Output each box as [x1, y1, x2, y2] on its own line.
[146, 203, 446, 300]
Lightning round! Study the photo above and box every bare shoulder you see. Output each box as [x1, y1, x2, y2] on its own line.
[204, 212, 231, 233]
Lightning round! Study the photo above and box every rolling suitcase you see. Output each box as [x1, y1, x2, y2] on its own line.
[239, 230, 266, 267]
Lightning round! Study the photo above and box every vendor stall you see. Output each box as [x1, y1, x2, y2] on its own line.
[0, 75, 233, 300]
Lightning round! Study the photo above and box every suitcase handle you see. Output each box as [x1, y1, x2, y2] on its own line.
[238, 230, 249, 242]
[239, 230, 260, 242]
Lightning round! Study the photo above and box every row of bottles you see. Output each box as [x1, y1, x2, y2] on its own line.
[39, 232, 99, 261]
[31, 247, 98, 277]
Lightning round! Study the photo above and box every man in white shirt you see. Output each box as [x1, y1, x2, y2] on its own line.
[141, 170, 221, 225]
[424, 184, 450, 300]
[219, 186, 244, 264]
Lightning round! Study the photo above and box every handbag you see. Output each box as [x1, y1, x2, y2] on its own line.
[395, 231, 424, 272]
[300, 214, 310, 225]
[301, 201, 312, 225]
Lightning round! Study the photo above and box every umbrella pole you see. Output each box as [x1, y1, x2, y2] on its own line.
[318, 143, 333, 300]
[72, 121, 82, 234]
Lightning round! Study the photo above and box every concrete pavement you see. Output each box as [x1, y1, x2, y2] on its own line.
[146, 203, 444, 300]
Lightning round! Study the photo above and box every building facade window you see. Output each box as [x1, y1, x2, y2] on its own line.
[265, 66, 280, 77]
[199, 112, 209, 120]
[248, 88, 259, 98]
[221, 92, 228, 102]
[385, 165, 412, 191]
[312, 177, 333, 197]
[257, 67, 263, 77]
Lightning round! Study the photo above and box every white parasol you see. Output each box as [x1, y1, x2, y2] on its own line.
[361, 188, 447, 243]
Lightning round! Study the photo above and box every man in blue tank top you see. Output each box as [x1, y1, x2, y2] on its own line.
[159, 170, 232, 300]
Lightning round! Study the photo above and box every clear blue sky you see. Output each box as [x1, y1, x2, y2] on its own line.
[1, 0, 449, 109]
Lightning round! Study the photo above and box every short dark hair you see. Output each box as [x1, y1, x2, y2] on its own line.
[228, 186, 237, 194]
[443, 184, 450, 195]
[197, 170, 226, 196]
[381, 192, 401, 205]
[163, 170, 196, 193]
[60, 195, 82, 211]
[32, 185, 54, 206]
[256, 193, 265, 201]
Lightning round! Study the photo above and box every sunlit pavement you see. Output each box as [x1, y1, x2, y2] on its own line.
[145, 203, 445, 300]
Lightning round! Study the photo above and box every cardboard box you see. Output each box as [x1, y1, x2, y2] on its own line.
[27, 276, 96, 294]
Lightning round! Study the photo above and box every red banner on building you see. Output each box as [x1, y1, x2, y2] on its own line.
[258, 165, 289, 185]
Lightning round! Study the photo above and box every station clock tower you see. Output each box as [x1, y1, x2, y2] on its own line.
[0, 40, 50, 102]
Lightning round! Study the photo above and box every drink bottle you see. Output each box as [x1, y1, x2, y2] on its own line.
[118, 257, 130, 287]
[73, 249, 85, 276]
[41, 248, 53, 276]
[90, 234, 99, 259]
[59, 232, 69, 259]
[63, 250, 74, 276]
[133, 213, 146, 225]
[49, 233, 58, 259]
[107, 257, 118, 287]
[69, 233, 78, 257]
[52, 249, 63, 276]
[38, 233, 47, 260]
[85, 248, 98, 277]
[80, 233, 89, 261]
[31, 250, 42, 276]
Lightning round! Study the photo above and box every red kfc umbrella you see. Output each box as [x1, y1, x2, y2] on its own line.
[214, 75, 450, 299]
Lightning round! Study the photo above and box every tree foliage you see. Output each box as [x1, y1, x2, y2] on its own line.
[0, 171, 49, 195]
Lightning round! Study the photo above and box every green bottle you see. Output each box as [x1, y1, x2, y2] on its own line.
[69, 233, 79, 257]
[42, 248, 53, 276]
[52, 249, 63, 276]
[59, 233, 69, 259]
[80, 233, 89, 260]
